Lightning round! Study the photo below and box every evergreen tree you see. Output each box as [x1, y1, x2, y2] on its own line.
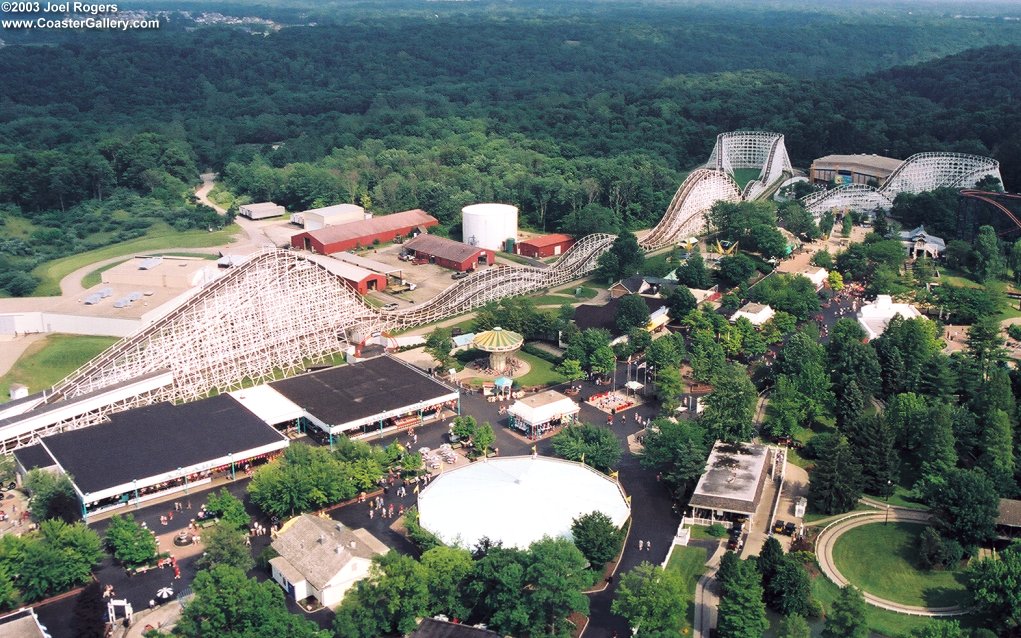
[917, 402, 958, 479]
[922, 467, 1000, 548]
[809, 435, 863, 515]
[822, 586, 868, 638]
[920, 354, 956, 401]
[756, 537, 784, 588]
[690, 329, 726, 383]
[676, 250, 712, 289]
[769, 558, 813, 617]
[834, 379, 864, 432]
[853, 415, 899, 497]
[717, 558, 768, 638]
[827, 319, 881, 396]
[777, 613, 811, 638]
[979, 408, 1016, 495]
[764, 376, 807, 439]
[973, 225, 1005, 282]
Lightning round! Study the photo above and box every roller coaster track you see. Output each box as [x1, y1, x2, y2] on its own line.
[4, 131, 1005, 450]
[960, 190, 1021, 236]
[803, 152, 1003, 216]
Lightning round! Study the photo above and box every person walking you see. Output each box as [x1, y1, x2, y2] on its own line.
[638, 540, 644, 551]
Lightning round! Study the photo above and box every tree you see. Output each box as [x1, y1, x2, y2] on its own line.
[811, 250, 834, 269]
[646, 335, 683, 371]
[205, 488, 250, 531]
[689, 329, 726, 383]
[756, 536, 784, 587]
[716, 557, 768, 638]
[473, 422, 496, 458]
[1009, 239, 1021, 285]
[555, 358, 586, 383]
[666, 285, 698, 320]
[611, 562, 686, 636]
[104, 515, 157, 567]
[777, 613, 811, 638]
[809, 435, 863, 515]
[675, 250, 712, 289]
[597, 230, 643, 282]
[420, 546, 474, 619]
[424, 327, 454, 370]
[852, 415, 899, 497]
[640, 417, 710, 495]
[748, 274, 821, 322]
[967, 541, 1021, 635]
[827, 318, 881, 396]
[615, 294, 651, 334]
[248, 444, 376, 518]
[718, 253, 756, 287]
[654, 365, 685, 414]
[551, 423, 622, 472]
[361, 552, 431, 636]
[973, 225, 1005, 282]
[979, 408, 1016, 494]
[177, 565, 328, 638]
[466, 546, 532, 635]
[627, 328, 652, 354]
[590, 344, 617, 379]
[0, 564, 18, 614]
[822, 586, 868, 638]
[199, 522, 255, 572]
[828, 270, 843, 291]
[834, 379, 864, 432]
[24, 469, 80, 523]
[571, 511, 624, 568]
[8, 520, 103, 602]
[922, 467, 999, 548]
[764, 376, 807, 439]
[768, 558, 813, 617]
[523, 537, 592, 637]
[701, 363, 757, 444]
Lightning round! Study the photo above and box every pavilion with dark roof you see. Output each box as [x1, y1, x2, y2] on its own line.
[241, 355, 460, 443]
[16, 394, 289, 520]
[685, 441, 772, 527]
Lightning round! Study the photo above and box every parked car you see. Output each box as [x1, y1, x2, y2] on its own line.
[773, 520, 787, 535]
[382, 302, 399, 311]
[451, 271, 470, 280]
[784, 521, 797, 536]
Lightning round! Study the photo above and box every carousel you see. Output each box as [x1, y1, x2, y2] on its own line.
[471, 327, 524, 375]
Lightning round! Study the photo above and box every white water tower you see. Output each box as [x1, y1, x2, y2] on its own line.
[461, 203, 518, 252]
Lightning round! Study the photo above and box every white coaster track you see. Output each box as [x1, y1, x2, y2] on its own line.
[2, 132, 1002, 450]
[803, 152, 1003, 216]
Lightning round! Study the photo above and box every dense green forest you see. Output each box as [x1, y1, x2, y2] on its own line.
[1, 1, 1020, 294]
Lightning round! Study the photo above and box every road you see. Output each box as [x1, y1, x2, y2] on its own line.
[692, 543, 726, 638]
[813, 508, 966, 617]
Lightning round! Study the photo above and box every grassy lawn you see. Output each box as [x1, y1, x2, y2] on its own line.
[80, 259, 130, 289]
[31, 223, 242, 296]
[642, 252, 674, 277]
[515, 351, 566, 387]
[802, 502, 872, 524]
[687, 525, 727, 541]
[731, 168, 762, 190]
[800, 568, 976, 638]
[531, 294, 579, 306]
[831, 522, 968, 607]
[0, 334, 118, 400]
[664, 545, 708, 635]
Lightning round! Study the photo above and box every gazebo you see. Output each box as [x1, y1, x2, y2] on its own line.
[473, 327, 524, 373]
[494, 376, 513, 398]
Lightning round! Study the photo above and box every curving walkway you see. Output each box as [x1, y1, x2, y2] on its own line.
[814, 509, 967, 617]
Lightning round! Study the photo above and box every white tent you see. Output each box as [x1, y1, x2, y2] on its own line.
[418, 456, 630, 550]
[506, 390, 579, 431]
[228, 385, 305, 426]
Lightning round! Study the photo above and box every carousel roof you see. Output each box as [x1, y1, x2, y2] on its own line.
[472, 327, 524, 352]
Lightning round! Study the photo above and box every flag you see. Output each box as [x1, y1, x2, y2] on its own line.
[637, 361, 647, 370]
[610, 470, 619, 480]
[531, 445, 537, 455]
[625, 494, 632, 504]
[580, 453, 586, 464]
[413, 484, 420, 494]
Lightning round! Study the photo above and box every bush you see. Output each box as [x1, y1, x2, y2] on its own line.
[707, 523, 728, 538]
[1007, 324, 1021, 341]
[802, 432, 838, 460]
[918, 527, 963, 570]
[404, 506, 442, 551]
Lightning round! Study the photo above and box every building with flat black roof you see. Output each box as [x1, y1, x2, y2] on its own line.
[265, 356, 459, 439]
[21, 394, 288, 519]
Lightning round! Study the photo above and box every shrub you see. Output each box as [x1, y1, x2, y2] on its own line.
[707, 523, 728, 538]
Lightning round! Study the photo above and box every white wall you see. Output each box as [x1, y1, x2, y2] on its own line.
[0, 312, 140, 337]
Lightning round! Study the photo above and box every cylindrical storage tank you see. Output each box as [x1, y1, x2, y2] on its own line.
[462, 203, 518, 252]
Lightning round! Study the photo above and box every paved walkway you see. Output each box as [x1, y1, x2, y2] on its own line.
[813, 508, 966, 617]
[692, 542, 725, 638]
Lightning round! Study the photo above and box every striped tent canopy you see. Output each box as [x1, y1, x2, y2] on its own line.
[472, 327, 524, 353]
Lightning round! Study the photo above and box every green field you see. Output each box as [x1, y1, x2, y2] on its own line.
[731, 168, 762, 190]
[0, 334, 118, 401]
[664, 544, 708, 634]
[831, 522, 968, 608]
[31, 223, 242, 296]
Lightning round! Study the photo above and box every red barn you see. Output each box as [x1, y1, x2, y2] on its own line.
[291, 209, 438, 255]
[404, 235, 489, 272]
[516, 234, 575, 259]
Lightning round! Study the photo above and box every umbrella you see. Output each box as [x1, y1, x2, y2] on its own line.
[625, 381, 644, 390]
[494, 376, 513, 387]
[155, 587, 174, 600]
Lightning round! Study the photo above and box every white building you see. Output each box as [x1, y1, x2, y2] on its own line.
[294, 204, 368, 231]
[731, 302, 775, 326]
[798, 267, 828, 291]
[857, 295, 922, 340]
[270, 514, 388, 608]
[238, 202, 285, 220]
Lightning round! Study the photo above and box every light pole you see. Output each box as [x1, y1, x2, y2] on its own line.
[885, 479, 892, 525]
